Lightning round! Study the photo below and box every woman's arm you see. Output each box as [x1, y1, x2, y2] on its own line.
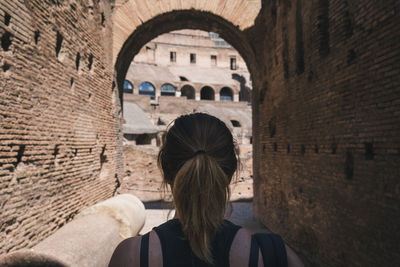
[108, 231, 162, 267]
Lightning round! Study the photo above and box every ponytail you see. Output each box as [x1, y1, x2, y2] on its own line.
[172, 153, 230, 264]
[158, 113, 237, 264]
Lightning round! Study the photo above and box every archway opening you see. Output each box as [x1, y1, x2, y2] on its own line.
[123, 80, 134, 94]
[115, 9, 259, 208]
[181, 85, 195, 99]
[161, 83, 176, 96]
[115, 10, 258, 104]
[139, 81, 156, 99]
[136, 134, 152, 145]
[232, 73, 252, 103]
[220, 87, 233, 101]
[200, 86, 215, 100]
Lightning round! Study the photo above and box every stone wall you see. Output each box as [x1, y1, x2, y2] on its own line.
[157, 96, 249, 113]
[0, 0, 120, 254]
[123, 94, 250, 120]
[134, 30, 248, 70]
[252, 1, 400, 266]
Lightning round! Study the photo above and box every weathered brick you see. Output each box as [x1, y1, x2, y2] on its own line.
[0, 0, 121, 254]
[252, 1, 400, 266]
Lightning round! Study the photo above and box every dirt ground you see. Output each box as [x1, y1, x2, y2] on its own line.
[117, 145, 253, 202]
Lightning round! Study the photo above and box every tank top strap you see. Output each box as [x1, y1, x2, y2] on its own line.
[216, 220, 242, 266]
[249, 234, 259, 267]
[140, 232, 150, 267]
[253, 233, 288, 267]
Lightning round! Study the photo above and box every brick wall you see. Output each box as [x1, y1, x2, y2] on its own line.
[252, 0, 400, 266]
[0, 0, 121, 254]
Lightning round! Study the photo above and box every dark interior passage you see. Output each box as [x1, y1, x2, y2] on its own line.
[200, 86, 215, 100]
[181, 85, 195, 99]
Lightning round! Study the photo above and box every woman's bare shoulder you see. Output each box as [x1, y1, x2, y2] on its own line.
[108, 235, 141, 267]
[230, 228, 262, 267]
[108, 230, 163, 267]
[285, 244, 304, 267]
[230, 227, 304, 267]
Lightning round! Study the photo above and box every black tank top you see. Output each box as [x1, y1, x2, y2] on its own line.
[140, 219, 288, 267]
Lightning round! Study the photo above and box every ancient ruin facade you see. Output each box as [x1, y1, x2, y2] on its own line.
[1, 0, 399, 266]
[123, 93, 252, 144]
[124, 29, 252, 102]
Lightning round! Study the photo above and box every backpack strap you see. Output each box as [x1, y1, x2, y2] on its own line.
[249, 234, 259, 267]
[140, 233, 150, 267]
[253, 233, 288, 267]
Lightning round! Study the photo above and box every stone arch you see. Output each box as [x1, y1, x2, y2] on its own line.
[160, 83, 176, 96]
[181, 84, 195, 99]
[138, 81, 156, 99]
[200, 86, 215, 100]
[114, 9, 260, 106]
[220, 86, 233, 101]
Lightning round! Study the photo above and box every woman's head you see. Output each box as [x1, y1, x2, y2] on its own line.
[158, 113, 237, 263]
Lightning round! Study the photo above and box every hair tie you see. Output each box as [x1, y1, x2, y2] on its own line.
[193, 149, 206, 157]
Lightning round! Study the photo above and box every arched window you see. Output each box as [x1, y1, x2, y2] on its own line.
[200, 86, 215, 100]
[220, 87, 233, 101]
[123, 80, 134, 94]
[161, 83, 176, 96]
[181, 85, 195, 99]
[139, 81, 155, 99]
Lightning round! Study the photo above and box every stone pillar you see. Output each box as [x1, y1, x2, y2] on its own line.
[175, 91, 181, 97]
[133, 80, 140, 95]
[215, 93, 220, 101]
[195, 91, 201, 101]
[234, 93, 239, 102]
[155, 83, 161, 99]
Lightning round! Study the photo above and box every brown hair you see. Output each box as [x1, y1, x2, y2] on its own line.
[158, 113, 237, 263]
